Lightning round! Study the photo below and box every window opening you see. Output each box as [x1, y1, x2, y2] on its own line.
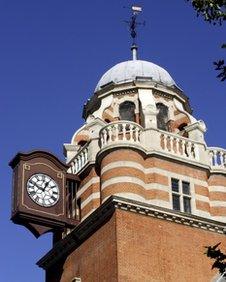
[171, 178, 191, 213]
[178, 123, 188, 137]
[119, 101, 135, 122]
[156, 103, 168, 131]
[78, 140, 87, 147]
[66, 180, 80, 220]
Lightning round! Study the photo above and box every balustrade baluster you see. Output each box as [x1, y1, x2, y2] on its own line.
[161, 134, 166, 150]
[108, 127, 113, 143]
[135, 127, 139, 142]
[103, 130, 107, 146]
[129, 124, 133, 141]
[115, 124, 119, 141]
[73, 160, 76, 173]
[181, 140, 186, 156]
[81, 152, 85, 166]
[175, 137, 179, 154]
[122, 124, 126, 141]
[72, 161, 75, 174]
[213, 150, 218, 166]
[169, 136, 174, 152]
[100, 121, 142, 146]
[187, 141, 191, 158]
[223, 153, 226, 167]
[86, 148, 89, 162]
[78, 156, 82, 171]
[219, 151, 224, 167]
[209, 151, 214, 166]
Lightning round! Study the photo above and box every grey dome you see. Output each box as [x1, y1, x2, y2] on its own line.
[95, 60, 176, 91]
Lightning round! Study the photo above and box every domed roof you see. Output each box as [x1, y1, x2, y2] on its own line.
[95, 60, 176, 92]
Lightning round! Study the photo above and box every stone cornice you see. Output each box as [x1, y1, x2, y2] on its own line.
[37, 196, 226, 270]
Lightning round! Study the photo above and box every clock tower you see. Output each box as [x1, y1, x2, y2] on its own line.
[10, 7, 226, 282]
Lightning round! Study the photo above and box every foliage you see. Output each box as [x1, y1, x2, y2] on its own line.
[187, 0, 226, 81]
[189, 0, 226, 25]
[205, 242, 226, 277]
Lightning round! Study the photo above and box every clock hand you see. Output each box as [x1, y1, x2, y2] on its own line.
[35, 183, 45, 192]
[43, 180, 51, 190]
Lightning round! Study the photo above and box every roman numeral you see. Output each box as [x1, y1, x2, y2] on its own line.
[51, 195, 57, 201]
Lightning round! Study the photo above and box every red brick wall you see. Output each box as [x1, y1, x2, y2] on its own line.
[116, 209, 226, 282]
[46, 209, 226, 282]
[46, 213, 118, 282]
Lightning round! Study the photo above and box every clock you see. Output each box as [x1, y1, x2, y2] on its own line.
[27, 173, 60, 207]
[9, 150, 80, 238]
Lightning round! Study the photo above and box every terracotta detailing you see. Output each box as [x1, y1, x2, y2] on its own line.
[171, 116, 190, 132]
[102, 111, 114, 122]
[73, 133, 90, 144]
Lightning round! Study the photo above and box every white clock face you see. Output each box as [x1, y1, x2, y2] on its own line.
[26, 173, 59, 207]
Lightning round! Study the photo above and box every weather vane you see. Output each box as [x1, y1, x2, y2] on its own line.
[124, 5, 145, 60]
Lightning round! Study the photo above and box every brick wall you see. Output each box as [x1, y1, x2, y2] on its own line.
[46, 208, 226, 282]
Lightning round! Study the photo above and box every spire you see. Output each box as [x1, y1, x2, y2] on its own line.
[131, 44, 138, 60]
[125, 5, 145, 61]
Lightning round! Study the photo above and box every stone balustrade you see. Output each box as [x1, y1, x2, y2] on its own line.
[99, 121, 143, 148]
[208, 147, 226, 168]
[69, 143, 89, 174]
[160, 131, 199, 161]
[67, 121, 226, 175]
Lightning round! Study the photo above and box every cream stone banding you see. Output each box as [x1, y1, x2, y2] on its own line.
[195, 195, 210, 203]
[101, 160, 208, 187]
[209, 186, 226, 193]
[81, 192, 100, 209]
[102, 193, 171, 209]
[101, 176, 145, 190]
[77, 177, 100, 198]
[210, 201, 226, 207]
[81, 208, 96, 221]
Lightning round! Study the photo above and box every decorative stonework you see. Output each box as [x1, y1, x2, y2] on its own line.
[153, 90, 173, 101]
[114, 88, 137, 97]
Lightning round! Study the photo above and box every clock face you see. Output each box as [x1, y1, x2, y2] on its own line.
[26, 173, 59, 207]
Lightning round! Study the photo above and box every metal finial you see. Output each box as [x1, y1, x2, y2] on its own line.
[124, 5, 145, 60]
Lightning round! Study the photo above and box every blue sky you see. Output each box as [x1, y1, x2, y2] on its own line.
[1, 1, 225, 281]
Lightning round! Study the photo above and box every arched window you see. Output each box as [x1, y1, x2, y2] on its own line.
[178, 123, 187, 132]
[119, 101, 135, 122]
[156, 103, 168, 131]
[178, 123, 188, 137]
[78, 140, 87, 147]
